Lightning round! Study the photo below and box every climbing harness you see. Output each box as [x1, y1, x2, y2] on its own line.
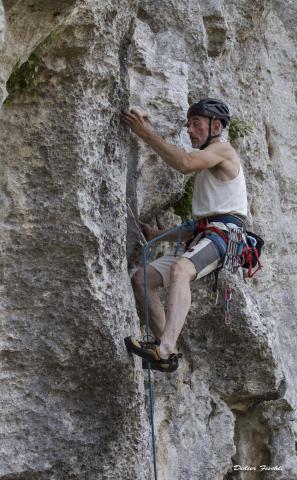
[185, 215, 264, 325]
[211, 222, 263, 325]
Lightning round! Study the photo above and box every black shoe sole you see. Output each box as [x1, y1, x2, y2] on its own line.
[125, 336, 180, 372]
[142, 358, 179, 373]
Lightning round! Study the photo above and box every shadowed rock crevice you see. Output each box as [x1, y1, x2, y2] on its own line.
[202, 14, 229, 57]
[225, 397, 296, 480]
[126, 137, 143, 266]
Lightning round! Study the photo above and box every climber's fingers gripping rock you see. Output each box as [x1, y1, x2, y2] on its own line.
[120, 108, 153, 139]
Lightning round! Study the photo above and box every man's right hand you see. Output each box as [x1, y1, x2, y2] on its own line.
[141, 223, 159, 241]
[140, 223, 193, 243]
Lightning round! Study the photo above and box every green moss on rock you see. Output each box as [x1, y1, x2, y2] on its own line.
[173, 175, 195, 221]
[229, 116, 254, 142]
[4, 27, 63, 105]
[5, 53, 42, 104]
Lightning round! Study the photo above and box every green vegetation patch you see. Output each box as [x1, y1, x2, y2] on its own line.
[173, 175, 195, 221]
[229, 116, 254, 142]
[4, 27, 63, 105]
[39, 28, 63, 50]
[5, 53, 42, 104]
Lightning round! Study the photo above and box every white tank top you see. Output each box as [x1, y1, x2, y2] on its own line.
[192, 164, 248, 218]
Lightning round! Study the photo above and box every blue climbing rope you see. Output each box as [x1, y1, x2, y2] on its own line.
[142, 221, 195, 480]
[143, 246, 158, 480]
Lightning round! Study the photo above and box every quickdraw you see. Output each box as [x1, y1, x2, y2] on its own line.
[224, 288, 232, 325]
[223, 227, 245, 272]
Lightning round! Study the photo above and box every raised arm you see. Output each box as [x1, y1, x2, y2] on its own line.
[120, 109, 225, 173]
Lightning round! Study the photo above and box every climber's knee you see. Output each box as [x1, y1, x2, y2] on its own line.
[131, 265, 163, 291]
[170, 257, 197, 283]
[131, 268, 144, 291]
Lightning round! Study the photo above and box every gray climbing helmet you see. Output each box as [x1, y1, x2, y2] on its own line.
[187, 97, 231, 149]
[187, 98, 231, 128]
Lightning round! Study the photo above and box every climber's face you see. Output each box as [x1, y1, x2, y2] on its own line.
[186, 115, 209, 148]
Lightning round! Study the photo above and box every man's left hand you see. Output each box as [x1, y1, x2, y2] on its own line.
[120, 109, 153, 139]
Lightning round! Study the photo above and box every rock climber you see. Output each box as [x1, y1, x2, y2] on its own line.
[120, 98, 248, 372]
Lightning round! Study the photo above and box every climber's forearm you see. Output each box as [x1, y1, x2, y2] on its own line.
[141, 130, 188, 173]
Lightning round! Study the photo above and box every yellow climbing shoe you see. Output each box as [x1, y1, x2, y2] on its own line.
[124, 336, 182, 372]
[124, 335, 162, 362]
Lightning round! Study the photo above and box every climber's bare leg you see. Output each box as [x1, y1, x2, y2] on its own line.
[131, 265, 166, 340]
[159, 258, 196, 359]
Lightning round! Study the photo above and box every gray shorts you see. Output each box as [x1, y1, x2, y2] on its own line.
[150, 236, 222, 288]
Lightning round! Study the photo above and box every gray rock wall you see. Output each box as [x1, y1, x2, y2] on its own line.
[1, 1, 297, 479]
[0, 2, 4, 48]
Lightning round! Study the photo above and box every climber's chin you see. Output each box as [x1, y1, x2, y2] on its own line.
[190, 137, 202, 149]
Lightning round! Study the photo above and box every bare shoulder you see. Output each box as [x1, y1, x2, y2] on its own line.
[206, 141, 239, 161]
[207, 142, 241, 180]
[185, 141, 240, 174]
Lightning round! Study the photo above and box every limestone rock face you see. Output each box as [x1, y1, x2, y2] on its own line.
[1, 1, 297, 480]
[0, 2, 4, 47]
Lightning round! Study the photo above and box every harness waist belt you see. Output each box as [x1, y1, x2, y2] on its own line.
[204, 214, 246, 230]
